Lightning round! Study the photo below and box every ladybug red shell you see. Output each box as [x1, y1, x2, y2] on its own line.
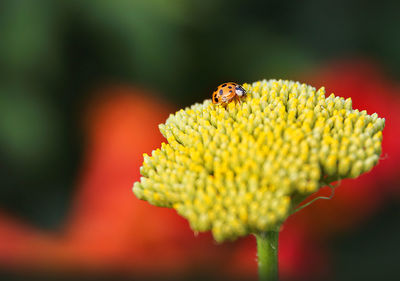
[212, 82, 246, 106]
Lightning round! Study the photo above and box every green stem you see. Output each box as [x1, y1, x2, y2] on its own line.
[256, 231, 279, 281]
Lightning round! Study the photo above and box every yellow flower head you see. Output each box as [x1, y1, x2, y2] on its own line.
[133, 79, 385, 242]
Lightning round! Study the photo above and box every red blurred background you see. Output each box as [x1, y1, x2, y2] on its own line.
[0, 60, 399, 281]
[0, 1, 399, 281]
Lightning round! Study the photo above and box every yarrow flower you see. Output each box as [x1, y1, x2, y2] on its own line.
[133, 79, 385, 243]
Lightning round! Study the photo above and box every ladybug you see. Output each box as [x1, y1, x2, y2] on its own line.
[212, 82, 246, 106]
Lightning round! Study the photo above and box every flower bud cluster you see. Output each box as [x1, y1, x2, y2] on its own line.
[133, 79, 385, 242]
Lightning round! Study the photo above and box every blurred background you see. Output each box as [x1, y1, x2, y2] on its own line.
[0, 0, 399, 280]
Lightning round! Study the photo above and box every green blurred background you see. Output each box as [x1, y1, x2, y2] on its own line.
[0, 0, 399, 280]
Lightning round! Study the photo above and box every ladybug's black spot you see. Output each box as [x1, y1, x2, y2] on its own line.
[215, 97, 219, 103]
[228, 86, 232, 89]
[222, 83, 227, 87]
[219, 89, 223, 95]
[229, 90, 232, 93]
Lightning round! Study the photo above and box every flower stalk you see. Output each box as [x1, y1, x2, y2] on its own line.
[256, 231, 279, 281]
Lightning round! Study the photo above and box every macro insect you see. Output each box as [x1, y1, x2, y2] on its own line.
[212, 82, 246, 106]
